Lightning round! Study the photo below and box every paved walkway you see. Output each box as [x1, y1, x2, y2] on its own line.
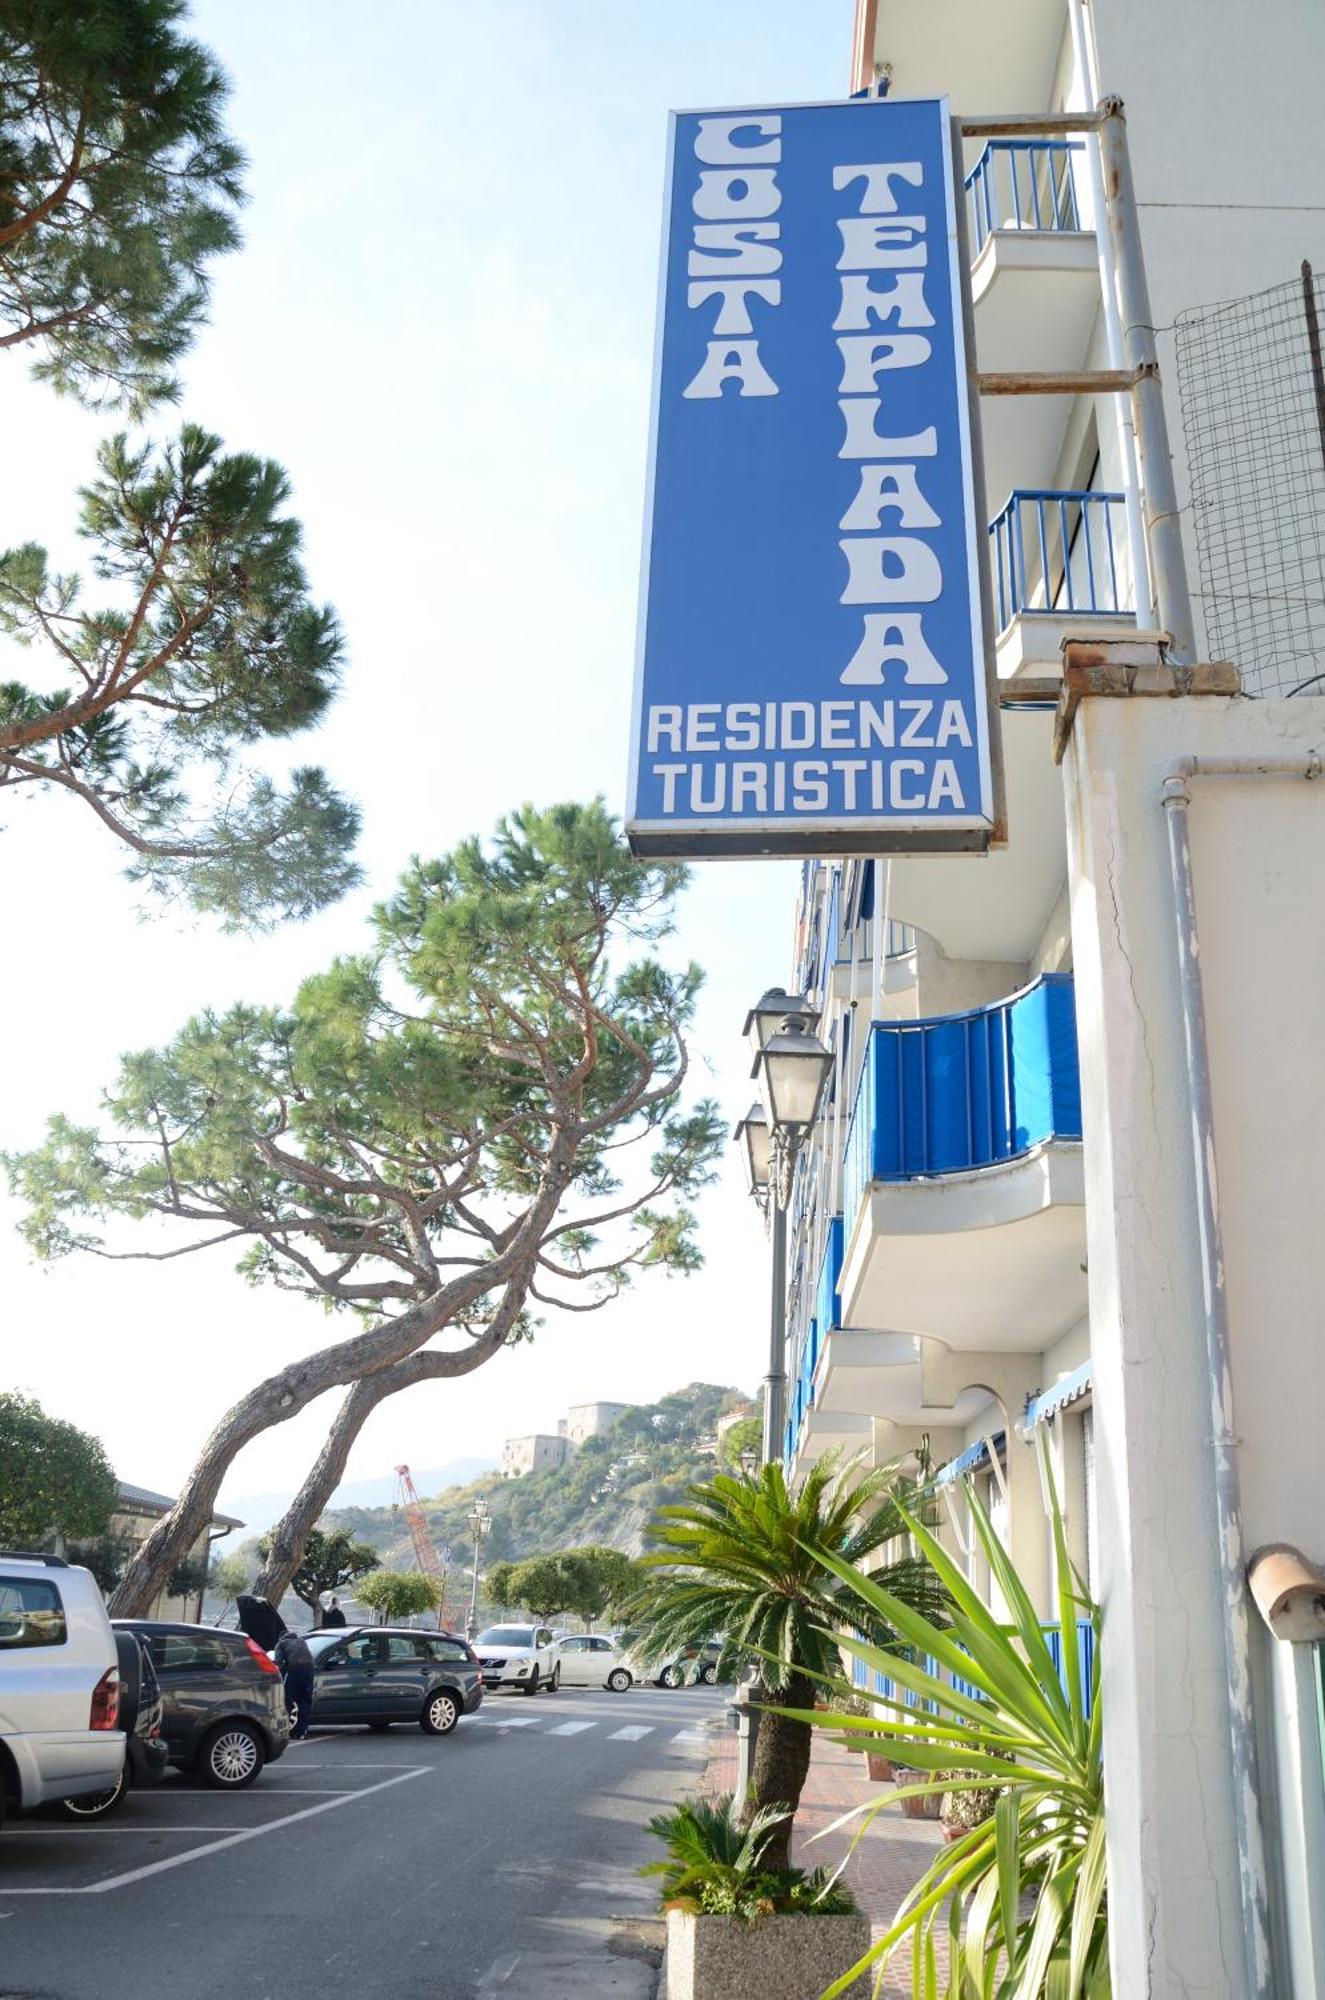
[700, 1715, 943, 1996]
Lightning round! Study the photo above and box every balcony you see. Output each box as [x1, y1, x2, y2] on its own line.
[966, 142, 1085, 260]
[838, 976, 1087, 1352]
[989, 488, 1137, 677]
[859, 0, 1067, 116]
[963, 143, 1102, 507]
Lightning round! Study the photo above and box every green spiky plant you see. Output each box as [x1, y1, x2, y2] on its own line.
[801, 1465, 1107, 1998]
[632, 1453, 948, 1870]
[643, 1793, 857, 1925]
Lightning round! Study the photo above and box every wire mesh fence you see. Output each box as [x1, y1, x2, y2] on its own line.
[1175, 264, 1325, 697]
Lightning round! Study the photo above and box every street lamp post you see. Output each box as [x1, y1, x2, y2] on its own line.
[466, 1499, 492, 1641]
[734, 1001, 833, 1467]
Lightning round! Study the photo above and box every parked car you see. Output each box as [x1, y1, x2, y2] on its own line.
[56, 1628, 169, 1820]
[552, 1633, 634, 1692]
[660, 1641, 721, 1688]
[617, 1630, 722, 1688]
[1, 1553, 124, 1831]
[301, 1627, 482, 1734]
[115, 1618, 289, 1789]
[473, 1623, 560, 1694]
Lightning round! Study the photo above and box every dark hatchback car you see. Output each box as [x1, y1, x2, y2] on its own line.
[301, 1627, 483, 1736]
[114, 1619, 290, 1789]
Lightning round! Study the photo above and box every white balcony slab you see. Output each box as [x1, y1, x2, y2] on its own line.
[793, 1407, 872, 1463]
[870, 0, 1066, 116]
[839, 1141, 1087, 1351]
[996, 610, 1140, 680]
[882, 705, 1066, 961]
[812, 1331, 994, 1428]
[973, 234, 1103, 510]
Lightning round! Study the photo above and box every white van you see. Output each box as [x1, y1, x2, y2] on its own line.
[0, 1553, 125, 1827]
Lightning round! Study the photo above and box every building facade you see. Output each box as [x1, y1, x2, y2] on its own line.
[103, 1481, 243, 1621]
[500, 1434, 570, 1479]
[565, 1402, 630, 1449]
[766, 4, 1325, 1994]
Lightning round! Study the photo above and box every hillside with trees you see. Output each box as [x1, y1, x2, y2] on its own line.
[322, 1382, 753, 1572]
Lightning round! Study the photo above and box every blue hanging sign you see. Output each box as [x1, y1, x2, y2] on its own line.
[626, 96, 999, 858]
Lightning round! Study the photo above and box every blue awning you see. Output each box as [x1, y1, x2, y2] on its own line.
[934, 1433, 1005, 1488]
[1021, 1361, 1093, 1434]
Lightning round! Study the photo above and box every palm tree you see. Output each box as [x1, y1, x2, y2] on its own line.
[633, 1451, 946, 1869]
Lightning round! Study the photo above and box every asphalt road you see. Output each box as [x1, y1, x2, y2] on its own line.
[0, 1682, 727, 2000]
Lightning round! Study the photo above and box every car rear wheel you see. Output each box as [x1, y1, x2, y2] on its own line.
[199, 1722, 264, 1789]
[522, 1668, 540, 1695]
[58, 1769, 127, 1820]
[698, 1664, 717, 1685]
[607, 1668, 632, 1693]
[658, 1664, 683, 1689]
[421, 1690, 460, 1736]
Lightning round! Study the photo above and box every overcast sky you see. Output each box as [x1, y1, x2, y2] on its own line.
[0, 2, 855, 1516]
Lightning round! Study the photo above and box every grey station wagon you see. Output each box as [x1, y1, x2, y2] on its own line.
[115, 1619, 290, 1789]
[302, 1626, 483, 1735]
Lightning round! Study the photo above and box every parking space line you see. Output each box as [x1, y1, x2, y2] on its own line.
[0, 1769, 429, 1897]
[6, 1826, 280, 1836]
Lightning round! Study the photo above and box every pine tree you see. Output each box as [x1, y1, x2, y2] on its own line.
[7, 802, 722, 1611]
[0, 424, 360, 926]
[0, 0, 245, 413]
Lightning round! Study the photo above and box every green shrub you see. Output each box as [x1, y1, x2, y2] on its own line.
[643, 1793, 857, 1926]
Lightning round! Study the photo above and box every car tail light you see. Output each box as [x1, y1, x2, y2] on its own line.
[89, 1667, 120, 1730]
[244, 1637, 281, 1677]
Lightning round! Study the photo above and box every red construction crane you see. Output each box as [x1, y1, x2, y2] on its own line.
[394, 1464, 451, 1631]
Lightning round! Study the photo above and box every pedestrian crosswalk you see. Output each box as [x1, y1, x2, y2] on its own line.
[465, 1710, 713, 1751]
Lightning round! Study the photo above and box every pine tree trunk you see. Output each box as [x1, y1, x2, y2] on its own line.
[107, 1260, 538, 1616]
[745, 1671, 814, 1871]
[249, 1299, 525, 1606]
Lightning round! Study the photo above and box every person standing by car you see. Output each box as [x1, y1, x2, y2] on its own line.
[322, 1595, 346, 1628]
[273, 1628, 315, 1739]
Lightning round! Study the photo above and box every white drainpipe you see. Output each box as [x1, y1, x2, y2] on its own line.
[1161, 751, 1321, 1999]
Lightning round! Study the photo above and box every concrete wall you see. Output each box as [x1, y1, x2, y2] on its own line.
[1091, 0, 1325, 660]
[1064, 687, 1325, 1997]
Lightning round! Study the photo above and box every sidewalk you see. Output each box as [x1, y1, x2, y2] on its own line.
[699, 1716, 942, 1997]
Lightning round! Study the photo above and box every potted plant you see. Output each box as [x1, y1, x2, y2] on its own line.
[937, 1773, 1000, 1843]
[645, 1793, 870, 2000]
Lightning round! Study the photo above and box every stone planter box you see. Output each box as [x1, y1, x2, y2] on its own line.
[865, 1751, 895, 1783]
[666, 1907, 872, 1999]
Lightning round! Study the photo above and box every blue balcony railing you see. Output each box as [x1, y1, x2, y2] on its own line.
[843, 974, 1082, 1239]
[854, 1621, 1097, 1720]
[989, 490, 1132, 633]
[965, 140, 1083, 259]
[1044, 1618, 1098, 1718]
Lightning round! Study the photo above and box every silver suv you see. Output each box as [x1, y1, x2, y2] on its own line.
[0, 1552, 125, 1827]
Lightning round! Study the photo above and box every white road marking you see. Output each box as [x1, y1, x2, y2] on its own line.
[5, 1826, 288, 1836]
[0, 1768, 428, 1897]
[668, 1729, 710, 1747]
[545, 1721, 595, 1737]
[607, 1726, 654, 1742]
[470, 1712, 541, 1728]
